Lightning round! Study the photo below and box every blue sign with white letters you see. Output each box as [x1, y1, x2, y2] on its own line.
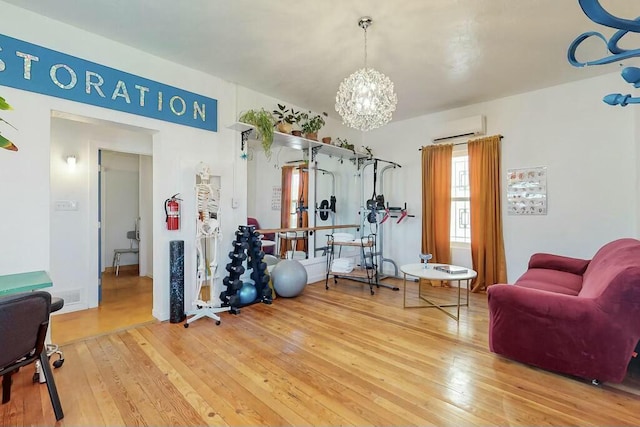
[0, 33, 217, 131]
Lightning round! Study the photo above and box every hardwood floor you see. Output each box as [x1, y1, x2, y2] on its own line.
[4, 278, 640, 426]
[51, 271, 155, 345]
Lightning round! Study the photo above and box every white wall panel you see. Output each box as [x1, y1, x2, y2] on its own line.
[365, 73, 637, 282]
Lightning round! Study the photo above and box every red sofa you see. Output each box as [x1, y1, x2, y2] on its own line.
[487, 238, 640, 383]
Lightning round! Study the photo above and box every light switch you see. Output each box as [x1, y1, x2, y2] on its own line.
[54, 200, 78, 211]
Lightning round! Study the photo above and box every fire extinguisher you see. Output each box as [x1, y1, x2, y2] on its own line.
[165, 194, 181, 230]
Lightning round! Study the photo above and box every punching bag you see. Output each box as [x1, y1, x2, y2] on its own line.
[169, 240, 186, 323]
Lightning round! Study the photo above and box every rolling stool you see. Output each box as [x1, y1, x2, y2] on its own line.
[33, 296, 65, 383]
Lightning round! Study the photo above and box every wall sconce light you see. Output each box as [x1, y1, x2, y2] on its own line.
[66, 155, 77, 168]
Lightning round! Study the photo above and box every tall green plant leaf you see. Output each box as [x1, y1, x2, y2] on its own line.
[0, 96, 13, 110]
[0, 133, 18, 151]
[0, 117, 17, 130]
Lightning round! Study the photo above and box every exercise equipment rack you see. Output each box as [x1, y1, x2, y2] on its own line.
[219, 224, 273, 315]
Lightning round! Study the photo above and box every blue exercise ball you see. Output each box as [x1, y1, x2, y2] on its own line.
[238, 280, 258, 305]
[271, 259, 307, 298]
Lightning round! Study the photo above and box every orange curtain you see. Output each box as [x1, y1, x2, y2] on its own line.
[468, 135, 507, 292]
[297, 166, 309, 253]
[280, 166, 294, 258]
[280, 165, 309, 256]
[421, 144, 453, 267]
[281, 166, 294, 228]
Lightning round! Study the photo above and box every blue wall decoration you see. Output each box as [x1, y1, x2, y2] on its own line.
[0, 33, 217, 131]
[568, 0, 640, 106]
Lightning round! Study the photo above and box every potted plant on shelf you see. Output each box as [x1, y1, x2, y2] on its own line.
[239, 108, 276, 157]
[272, 104, 299, 134]
[290, 109, 305, 137]
[299, 111, 327, 141]
[336, 137, 355, 152]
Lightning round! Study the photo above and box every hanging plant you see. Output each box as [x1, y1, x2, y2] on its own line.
[0, 96, 18, 152]
[239, 109, 276, 158]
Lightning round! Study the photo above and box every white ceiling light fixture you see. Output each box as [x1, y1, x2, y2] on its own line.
[335, 16, 398, 132]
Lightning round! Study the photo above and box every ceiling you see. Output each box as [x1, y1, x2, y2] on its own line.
[3, 0, 638, 123]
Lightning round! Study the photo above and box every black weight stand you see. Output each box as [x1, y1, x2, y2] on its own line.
[220, 225, 272, 314]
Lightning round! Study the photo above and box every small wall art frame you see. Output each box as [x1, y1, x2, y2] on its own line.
[507, 167, 547, 215]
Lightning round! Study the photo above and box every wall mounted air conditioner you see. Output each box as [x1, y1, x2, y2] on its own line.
[431, 115, 486, 143]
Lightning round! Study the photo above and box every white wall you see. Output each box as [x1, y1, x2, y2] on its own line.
[50, 116, 152, 310]
[365, 73, 638, 282]
[0, 2, 362, 318]
[102, 151, 140, 269]
[139, 155, 153, 277]
[0, 2, 240, 320]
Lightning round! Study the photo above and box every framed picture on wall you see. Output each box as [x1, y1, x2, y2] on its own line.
[507, 167, 547, 215]
[271, 186, 282, 211]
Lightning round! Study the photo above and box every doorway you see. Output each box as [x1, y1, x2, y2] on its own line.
[98, 150, 154, 333]
[49, 113, 155, 344]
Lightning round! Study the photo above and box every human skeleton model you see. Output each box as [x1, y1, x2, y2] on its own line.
[185, 162, 230, 326]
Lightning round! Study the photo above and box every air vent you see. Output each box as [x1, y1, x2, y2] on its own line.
[55, 289, 82, 305]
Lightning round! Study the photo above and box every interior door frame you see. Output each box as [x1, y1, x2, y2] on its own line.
[89, 142, 153, 308]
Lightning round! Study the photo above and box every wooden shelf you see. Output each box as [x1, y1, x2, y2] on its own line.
[231, 122, 368, 161]
[317, 143, 367, 161]
[330, 267, 373, 278]
[256, 224, 359, 235]
[331, 239, 374, 248]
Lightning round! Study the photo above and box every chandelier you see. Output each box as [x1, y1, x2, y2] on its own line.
[335, 17, 397, 132]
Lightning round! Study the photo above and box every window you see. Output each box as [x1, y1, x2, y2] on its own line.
[288, 170, 300, 228]
[450, 152, 470, 243]
[283, 166, 308, 229]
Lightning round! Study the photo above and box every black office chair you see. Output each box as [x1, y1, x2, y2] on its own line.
[47, 296, 65, 368]
[33, 296, 65, 383]
[0, 291, 64, 421]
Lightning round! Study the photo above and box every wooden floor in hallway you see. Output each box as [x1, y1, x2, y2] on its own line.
[51, 271, 155, 345]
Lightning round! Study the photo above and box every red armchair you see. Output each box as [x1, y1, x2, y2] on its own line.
[488, 238, 640, 383]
